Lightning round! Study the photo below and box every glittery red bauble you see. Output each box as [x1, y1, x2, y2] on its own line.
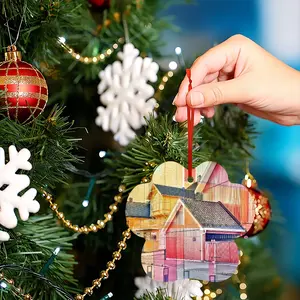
[242, 176, 272, 238]
[88, 0, 110, 8]
[0, 48, 48, 123]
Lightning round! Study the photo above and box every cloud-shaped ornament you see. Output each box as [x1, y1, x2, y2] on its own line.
[126, 161, 255, 283]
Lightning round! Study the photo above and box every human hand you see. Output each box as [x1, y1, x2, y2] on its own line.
[173, 34, 300, 126]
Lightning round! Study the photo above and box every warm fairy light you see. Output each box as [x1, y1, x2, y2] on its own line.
[59, 38, 124, 64]
[234, 269, 239, 274]
[169, 61, 178, 70]
[216, 289, 223, 294]
[203, 296, 210, 300]
[54, 247, 61, 255]
[58, 36, 66, 44]
[240, 293, 248, 299]
[156, 71, 175, 95]
[99, 151, 107, 158]
[240, 283, 247, 290]
[204, 289, 210, 295]
[175, 46, 182, 55]
[240, 250, 244, 256]
[238, 260, 241, 265]
[82, 199, 89, 207]
[202, 281, 209, 285]
[210, 292, 217, 298]
[0, 282, 7, 289]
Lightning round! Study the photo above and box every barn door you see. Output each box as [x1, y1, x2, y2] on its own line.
[166, 231, 184, 259]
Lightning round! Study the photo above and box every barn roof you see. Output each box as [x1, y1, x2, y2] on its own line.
[155, 184, 195, 199]
[126, 202, 150, 218]
[181, 199, 245, 231]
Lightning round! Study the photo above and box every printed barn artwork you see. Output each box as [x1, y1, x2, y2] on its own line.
[126, 161, 255, 283]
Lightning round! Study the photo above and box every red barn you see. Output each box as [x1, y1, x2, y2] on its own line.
[160, 198, 245, 281]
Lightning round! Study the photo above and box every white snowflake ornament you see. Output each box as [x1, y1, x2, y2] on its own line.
[96, 43, 159, 146]
[0, 145, 40, 241]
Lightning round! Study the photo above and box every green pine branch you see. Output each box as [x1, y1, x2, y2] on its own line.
[0, 215, 79, 300]
[0, 106, 80, 191]
[135, 288, 176, 300]
[0, 0, 89, 66]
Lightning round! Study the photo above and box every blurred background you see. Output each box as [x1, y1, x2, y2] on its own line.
[160, 0, 300, 286]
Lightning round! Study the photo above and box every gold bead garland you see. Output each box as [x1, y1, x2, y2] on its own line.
[42, 184, 126, 234]
[74, 228, 131, 300]
[59, 37, 125, 64]
[0, 228, 131, 300]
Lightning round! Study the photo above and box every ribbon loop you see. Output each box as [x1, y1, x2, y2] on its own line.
[186, 69, 194, 182]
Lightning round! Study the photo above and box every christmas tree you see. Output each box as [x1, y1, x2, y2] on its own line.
[0, 1, 286, 299]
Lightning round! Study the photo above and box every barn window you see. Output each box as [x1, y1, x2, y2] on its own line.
[151, 233, 157, 240]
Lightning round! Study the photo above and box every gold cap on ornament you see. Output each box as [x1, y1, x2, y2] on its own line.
[5, 45, 22, 61]
[243, 172, 257, 189]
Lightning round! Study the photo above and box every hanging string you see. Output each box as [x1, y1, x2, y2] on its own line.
[3, 0, 27, 46]
[186, 69, 194, 181]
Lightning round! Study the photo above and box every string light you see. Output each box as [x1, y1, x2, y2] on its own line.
[100, 292, 113, 300]
[0, 273, 32, 299]
[156, 71, 174, 96]
[175, 45, 186, 68]
[58, 37, 125, 64]
[175, 46, 182, 55]
[99, 150, 107, 158]
[58, 36, 66, 44]
[40, 247, 61, 275]
[0, 228, 131, 300]
[240, 283, 247, 290]
[200, 251, 249, 299]
[216, 289, 223, 294]
[82, 200, 89, 207]
[168, 61, 178, 70]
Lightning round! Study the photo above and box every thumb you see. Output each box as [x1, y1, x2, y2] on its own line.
[187, 78, 248, 108]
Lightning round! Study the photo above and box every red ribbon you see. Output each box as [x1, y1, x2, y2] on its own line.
[186, 69, 194, 181]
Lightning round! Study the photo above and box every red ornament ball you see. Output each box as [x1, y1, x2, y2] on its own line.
[242, 174, 271, 238]
[0, 46, 48, 123]
[88, 0, 110, 8]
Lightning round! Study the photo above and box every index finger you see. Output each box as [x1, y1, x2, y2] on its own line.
[174, 37, 241, 107]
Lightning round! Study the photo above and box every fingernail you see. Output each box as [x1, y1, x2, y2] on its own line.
[190, 92, 204, 107]
[172, 94, 178, 105]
